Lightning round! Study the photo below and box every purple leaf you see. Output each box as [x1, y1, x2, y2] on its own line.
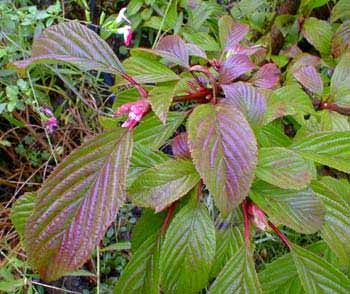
[188, 103, 257, 215]
[251, 63, 280, 89]
[225, 22, 250, 51]
[227, 44, 264, 56]
[155, 35, 189, 68]
[282, 45, 303, 58]
[293, 65, 324, 94]
[12, 22, 124, 74]
[25, 129, 133, 281]
[219, 54, 256, 84]
[222, 82, 266, 126]
[172, 132, 191, 159]
[186, 43, 207, 59]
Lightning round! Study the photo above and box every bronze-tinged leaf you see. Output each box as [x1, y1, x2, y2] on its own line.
[219, 55, 256, 84]
[155, 35, 189, 68]
[25, 129, 133, 281]
[293, 65, 324, 95]
[12, 21, 124, 74]
[224, 22, 250, 51]
[172, 132, 191, 159]
[222, 82, 266, 127]
[188, 103, 257, 215]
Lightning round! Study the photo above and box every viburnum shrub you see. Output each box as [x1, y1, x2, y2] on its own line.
[9, 12, 350, 294]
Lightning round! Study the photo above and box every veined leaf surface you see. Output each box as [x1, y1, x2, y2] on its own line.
[25, 129, 133, 281]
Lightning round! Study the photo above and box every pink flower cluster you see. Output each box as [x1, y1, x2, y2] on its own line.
[116, 7, 133, 46]
[41, 107, 58, 134]
[246, 202, 268, 231]
[115, 99, 150, 129]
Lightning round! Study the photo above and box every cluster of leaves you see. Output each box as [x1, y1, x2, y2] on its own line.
[8, 0, 350, 293]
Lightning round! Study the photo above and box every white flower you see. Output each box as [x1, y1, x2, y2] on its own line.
[116, 25, 133, 46]
[116, 7, 130, 24]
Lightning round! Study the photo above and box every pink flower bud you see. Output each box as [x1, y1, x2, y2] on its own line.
[247, 202, 268, 231]
[115, 99, 150, 129]
[116, 25, 133, 46]
[40, 107, 58, 133]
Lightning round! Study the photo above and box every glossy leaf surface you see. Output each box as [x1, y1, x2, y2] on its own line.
[220, 55, 256, 84]
[293, 65, 323, 94]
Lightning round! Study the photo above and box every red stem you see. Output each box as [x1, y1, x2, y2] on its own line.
[319, 101, 350, 116]
[242, 200, 251, 248]
[122, 73, 148, 98]
[160, 203, 177, 236]
[267, 220, 292, 250]
[173, 88, 212, 103]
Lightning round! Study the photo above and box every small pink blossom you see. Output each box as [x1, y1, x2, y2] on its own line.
[40, 107, 58, 134]
[115, 99, 150, 129]
[247, 202, 268, 231]
[116, 25, 133, 46]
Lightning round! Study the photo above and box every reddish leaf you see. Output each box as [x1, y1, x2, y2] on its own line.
[225, 22, 250, 51]
[12, 22, 124, 74]
[251, 63, 280, 89]
[186, 43, 207, 59]
[222, 82, 266, 127]
[188, 103, 257, 215]
[332, 21, 350, 58]
[293, 65, 324, 94]
[219, 55, 256, 84]
[172, 132, 191, 159]
[155, 35, 189, 68]
[25, 129, 133, 281]
[282, 45, 303, 58]
[227, 44, 264, 56]
[292, 53, 320, 70]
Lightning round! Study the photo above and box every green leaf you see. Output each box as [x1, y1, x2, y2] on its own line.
[183, 31, 220, 52]
[312, 177, 350, 268]
[259, 241, 331, 294]
[250, 182, 324, 234]
[188, 103, 257, 215]
[12, 22, 124, 74]
[134, 111, 186, 150]
[149, 82, 177, 123]
[160, 200, 216, 294]
[256, 147, 312, 190]
[114, 234, 160, 294]
[257, 121, 292, 148]
[10, 192, 35, 242]
[131, 209, 165, 251]
[209, 246, 262, 294]
[331, 22, 350, 58]
[292, 244, 350, 294]
[264, 85, 314, 124]
[331, 0, 350, 23]
[320, 110, 350, 131]
[302, 17, 332, 55]
[291, 131, 350, 172]
[115, 56, 179, 86]
[25, 129, 133, 281]
[331, 52, 350, 96]
[128, 159, 200, 212]
[128, 143, 169, 186]
[218, 15, 235, 49]
[210, 226, 244, 279]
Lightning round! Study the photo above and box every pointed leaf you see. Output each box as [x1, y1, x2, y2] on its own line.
[160, 200, 216, 294]
[183, 31, 220, 52]
[331, 0, 350, 23]
[256, 147, 312, 190]
[12, 22, 124, 74]
[312, 177, 350, 268]
[209, 246, 262, 294]
[291, 131, 350, 173]
[251, 63, 280, 89]
[292, 244, 350, 294]
[257, 121, 292, 148]
[188, 103, 257, 215]
[128, 159, 200, 212]
[10, 192, 35, 242]
[251, 182, 324, 234]
[302, 17, 332, 55]
[134, 111, 186, 150]
[186, 43, 207, 59]
[218, 15, 235, 49]
[210, 226, 244, 279]
[155, 35, 189, 68]
[224, 22, 250, 51]
[222, 82, 266, 127]
[220, 55, 256, 84]
[114, 234, 160, 294]
[115, 57, 179, 86]
[293, 65, 323, 94]
[25, 129, 133, 281]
